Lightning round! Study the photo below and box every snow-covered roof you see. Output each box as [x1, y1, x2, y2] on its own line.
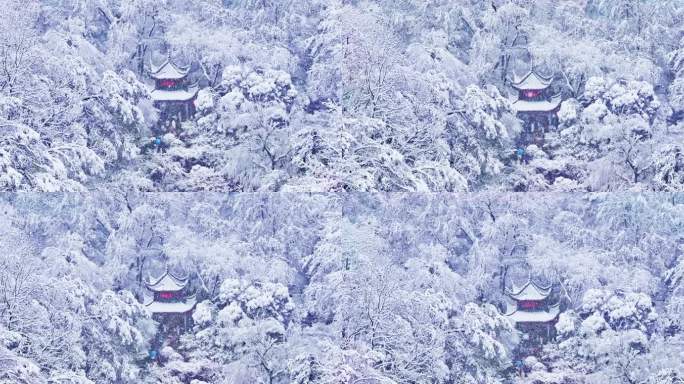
[146, 295, 197, 314]
[150, 59, 190, 80]
[506, 280, 552, 301]
[512, 95, 562, 113]
[511, 70, 553, 91]
[145, 269, 188, 292]
[150, 85, 199, 102]
[505, 304, 561, 324]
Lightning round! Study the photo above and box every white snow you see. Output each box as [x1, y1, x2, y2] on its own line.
[581, 312, 608, 335]
[150, 60, 190, 80]
[2, 0, 684, 382]
[511, 71, 553, 90]
[145, 295, 197, 314]
[555, 312, 576, 335]
[192, 300, 213, 326]
[512, 95, 562, 113]
[145, 271, 188, 292]
[507, 281, 552, 301]
[558, 99, 579, 124]
[150, 85, 199, 102]
[506, 305, 561, 324]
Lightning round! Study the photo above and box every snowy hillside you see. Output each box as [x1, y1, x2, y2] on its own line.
[0, 0, 682, 192]
[0, 193, 683, 383]
[1, 1, 683, 383]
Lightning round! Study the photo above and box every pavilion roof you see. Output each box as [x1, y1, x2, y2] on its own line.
[506, 280, 552, 301]
[145, 269, 188, 292]
[505, 303, 561, 324]
[145, 295, 197, 314]
[150, 84, 199, 102]
[511, 70, 553, 91]
[150, 58, 190, 80]
[512, 95, 562, 113]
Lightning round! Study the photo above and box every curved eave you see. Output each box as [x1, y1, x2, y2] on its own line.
[146, 285, 187, 293]
[506, 304, 561, 324]
[150, 60, 190, 80]
[506, 280, 553, 300]
[145, 270, 189, 292]
[145, 295, 197, 314]
[151, 74, 188, 81]
[150, 86, 199, 102]
[507, 280, 552, 296]
[511, 70, 554, 91]
[512, 96, 562, 113]
[511, 83, 552, 91]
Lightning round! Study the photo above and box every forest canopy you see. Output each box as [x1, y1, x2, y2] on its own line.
[0, 0, 683, 192]
[0, 192, 682, 383]
[1, 1, 683, 383]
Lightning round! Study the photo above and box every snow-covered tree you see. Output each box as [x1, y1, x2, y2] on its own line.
[184, 278, 294, 383]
